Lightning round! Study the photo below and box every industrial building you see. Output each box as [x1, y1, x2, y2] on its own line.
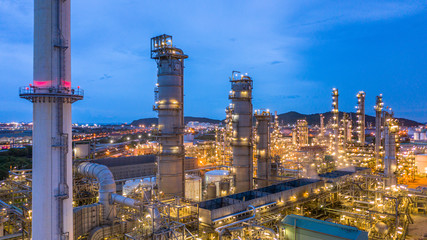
[281, 215, 368, 240]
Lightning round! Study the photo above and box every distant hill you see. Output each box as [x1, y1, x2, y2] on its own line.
[277, 111, 422, 127]
[131, 112, 422, 127]
[131, 116, 222, 126]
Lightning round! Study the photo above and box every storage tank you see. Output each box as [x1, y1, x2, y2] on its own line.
[185, 175, 202, 202]
[206, 183, 217, 199]
[415, 154, 427, 175]
[421, 130, 427, 140]
[414, 132, 420, 140]
[205, 170, 230, 185]
[375, 221, 389, 235]
[219, 180, 231, 196]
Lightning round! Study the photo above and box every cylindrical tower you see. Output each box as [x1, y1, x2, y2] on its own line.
[331, 88, 339, 158]
[229, 72, 253, 193]
[356, 91, 366, 145]
[19, 0, 83, 238]
[374, 95, 384, 168]
[384, 113, 398, 187]
[151, 35, 187, 198]
[254, 110, 271, 188]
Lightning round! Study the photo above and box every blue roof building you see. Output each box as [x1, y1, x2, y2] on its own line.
[281, 214, 368, 240]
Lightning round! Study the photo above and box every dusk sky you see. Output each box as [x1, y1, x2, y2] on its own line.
[1, 1, 426, 123]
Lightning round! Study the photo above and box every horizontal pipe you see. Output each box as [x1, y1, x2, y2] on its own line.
[111, 194, 141, 209]
[216, 205, 256, 236]
[213, 202, 275, 223]
[0, 233, 23, 240]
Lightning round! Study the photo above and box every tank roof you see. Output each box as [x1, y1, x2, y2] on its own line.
[205, 170, 230, 176]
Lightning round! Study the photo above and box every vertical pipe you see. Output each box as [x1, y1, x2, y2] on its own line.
[229, 72, 253, 193]
[255, 110, 271, 188]
[151, 35, 187, 198]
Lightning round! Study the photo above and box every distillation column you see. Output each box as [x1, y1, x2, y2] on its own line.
[19, 0, 83, 238]
[331, 88, 340, 159]
[356, 91, 366, 145]
[229, 72, 253, 193]
[341, 113, 351, 146]
[254, 110, 271, 188]
[296, 120, 309, 147]
[374, 95, 384, 169]
[384, 113, 398, 187]
[151, 35, 188, 198]
[270, 111, 281, 166]
[224, 105, 234, 166]
[319, 114, 325, 140]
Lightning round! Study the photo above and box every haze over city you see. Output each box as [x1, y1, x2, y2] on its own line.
[1, 1, 426, 123]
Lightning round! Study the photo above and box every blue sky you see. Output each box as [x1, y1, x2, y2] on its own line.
[1, 1, 426, 123]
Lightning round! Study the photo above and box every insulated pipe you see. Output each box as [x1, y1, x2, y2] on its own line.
[111, 194, 141, 209]
[76, 162, 116, 221]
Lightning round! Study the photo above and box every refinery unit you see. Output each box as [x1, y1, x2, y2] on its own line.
[0, 1, 426, 240]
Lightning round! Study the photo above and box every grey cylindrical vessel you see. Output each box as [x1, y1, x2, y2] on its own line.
[229, 73, 254, 193]
[151, 35, 188, 198]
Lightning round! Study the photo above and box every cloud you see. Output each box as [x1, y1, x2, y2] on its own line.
[99, 74, 112, 81]
[283, 95, 301, 99]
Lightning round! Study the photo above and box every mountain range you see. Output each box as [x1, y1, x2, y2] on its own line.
[131, 111, 423, 127]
